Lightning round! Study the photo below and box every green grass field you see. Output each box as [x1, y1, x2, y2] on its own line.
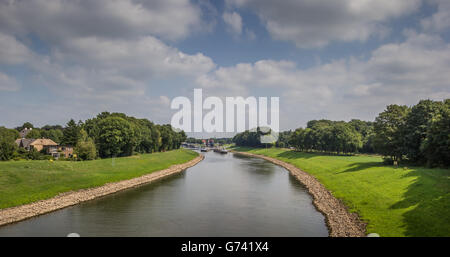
[234, 147, 450, 237]
[0, 149, 198, 210]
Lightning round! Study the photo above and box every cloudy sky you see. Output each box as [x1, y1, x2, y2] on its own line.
[1, 0, 449, 136]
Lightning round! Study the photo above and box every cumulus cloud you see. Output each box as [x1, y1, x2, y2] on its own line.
[0, 0, 220, 127]
[196, 31, 450, 129]
[0, 32, 32, 65]
[226, 0, 421, 48]
[223, 11, 243, 36]
[54, 36, 215, 78]
[22, 36, 215, 106]
[0, 0, 204, 42]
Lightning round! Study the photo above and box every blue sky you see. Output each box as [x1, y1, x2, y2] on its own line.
[0, 0, 450, 136]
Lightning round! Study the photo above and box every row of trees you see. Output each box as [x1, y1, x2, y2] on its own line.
[0, 112, 187, 161]
[233, 128, 268, 147]
[233, 99, 449, 167]
[288, 120, 370, 154]
[184, 137, 233, 145]
[233, 119, 373, 155]
[81, 112, 186, 158]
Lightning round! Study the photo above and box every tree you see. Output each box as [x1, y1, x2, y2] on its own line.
[349, 119, 375, 153]
[331, 123, 362, 154]
[97, 116, 136, 157]
[74, 129, 97, 160]
[134, 119, 154, 154]
[62, 119, 80, 146]
[420, 99, 450, 167]
[276, 130, 292, 148]
[373, 104, 410, 163]
[403, 100, 443, 164]
[25, 129, 41, 139]
[26, 148, 42, 160]
[0, 127, 19, 161]
[15, 122, 34, 131]
[41, 129, 63, 144]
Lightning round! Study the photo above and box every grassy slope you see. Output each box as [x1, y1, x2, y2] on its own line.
[0, 149, 198, 210]
[234, 147, 450, 237]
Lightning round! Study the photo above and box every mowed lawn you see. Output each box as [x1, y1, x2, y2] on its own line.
[234, 147, 450, 237]
[0, 149, 198, 210]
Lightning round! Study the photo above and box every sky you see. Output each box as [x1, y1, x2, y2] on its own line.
[0, 0, 450, 137]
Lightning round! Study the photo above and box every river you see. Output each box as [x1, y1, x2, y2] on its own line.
[0, 151, 328, 236]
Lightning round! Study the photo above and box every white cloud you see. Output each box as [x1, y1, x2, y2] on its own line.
[421, 0, 450, 31]
[223, 11, 243, 35]
[0, 0, 217, 127]
[0, 0, 204, 42]
[24, 36, 216, 106]
[0, 72, 21, 91]
[195, 31, 450, 129]
[54, 36, 215, 78]
[0, 32, 32, 65]
[226, 0, 421, 48]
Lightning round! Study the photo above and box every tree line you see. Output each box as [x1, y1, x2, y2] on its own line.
[0, 112, 187, 161]
[233, 120, 372, 154]
[233, 99, 449, 167]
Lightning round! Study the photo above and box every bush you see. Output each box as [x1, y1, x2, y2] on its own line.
[75, 136, 97, 161]
[26, 148, 43, 160]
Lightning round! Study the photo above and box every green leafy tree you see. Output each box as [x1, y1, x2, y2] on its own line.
[332, 123, 362, 154]
[403, 100, 443, 164]
[62, 119, 80, 146]
[26, 148, 42, 160]
[349, 119, 375, 153]
[74, 129, 97, 160]
[0, 127, 19, 161]
[41, 129, 63, 143]
[97, 116, 136, 157]
[25, 129, 41, 139]
[420, 99, 450, 167]
[373, 104, 410, 163]
[15, 122, 34, 131]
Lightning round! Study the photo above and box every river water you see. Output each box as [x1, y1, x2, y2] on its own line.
[0, 151, 328, 236]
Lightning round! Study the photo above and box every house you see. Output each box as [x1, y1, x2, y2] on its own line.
[19, 128, 33, 138]
[15, 138, 74, 159]
[29, 138, 58, 152]
[15, 138, 35, 151]
[57, 145, 74, 158]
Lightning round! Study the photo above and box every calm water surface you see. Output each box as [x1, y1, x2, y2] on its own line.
[0, 151, 328, 236]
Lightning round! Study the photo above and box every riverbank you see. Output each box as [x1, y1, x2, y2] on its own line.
[232, 147, 450, 237]
[233, 150, 365, 237]
[0, 150, 203, 226]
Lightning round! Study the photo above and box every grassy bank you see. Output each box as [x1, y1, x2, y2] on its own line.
[0, 149, 198, 210]
[233, 147, 449, 237]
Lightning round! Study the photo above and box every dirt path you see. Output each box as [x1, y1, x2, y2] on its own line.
[233, 151, 366, 237]
[0, 155, 204, 227]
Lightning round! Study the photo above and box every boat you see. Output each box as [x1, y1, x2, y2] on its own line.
[200, 148, 208, 152]
[213, 147, 228, 154]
